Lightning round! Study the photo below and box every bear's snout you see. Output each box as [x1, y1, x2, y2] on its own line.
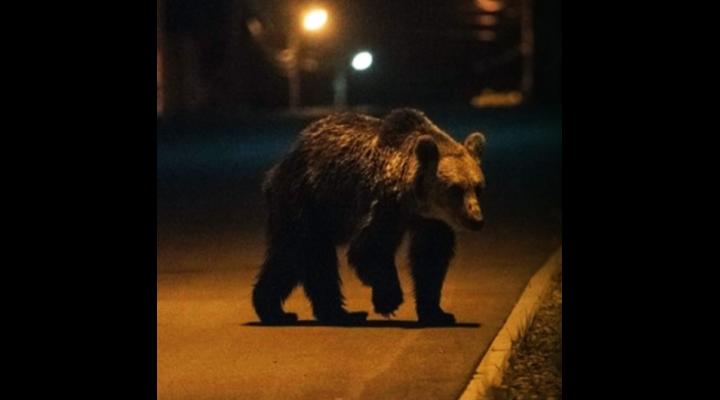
[464, 197, 483, 231]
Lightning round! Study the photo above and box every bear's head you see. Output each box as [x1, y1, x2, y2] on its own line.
[413, 131, 486, 231]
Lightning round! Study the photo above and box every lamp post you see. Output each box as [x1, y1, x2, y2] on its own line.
[287, 32, 301, 111]
[334, 50, 373, 108]
[287, 7, 328, 111]
[519, 0, 534, 98]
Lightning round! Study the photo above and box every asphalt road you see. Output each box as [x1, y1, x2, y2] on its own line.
[157, 106, 561, 400]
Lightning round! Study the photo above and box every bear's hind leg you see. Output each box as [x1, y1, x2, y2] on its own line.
[252, 243, 300, 325]
[301, 237, 367, 325]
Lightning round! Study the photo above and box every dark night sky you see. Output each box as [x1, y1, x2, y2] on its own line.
[159, 0, 560, 113]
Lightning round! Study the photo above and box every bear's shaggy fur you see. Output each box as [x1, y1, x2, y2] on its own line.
[252, 108, 486, 325]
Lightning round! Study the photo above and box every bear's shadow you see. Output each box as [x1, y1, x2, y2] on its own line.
[243, 320, 481, 329]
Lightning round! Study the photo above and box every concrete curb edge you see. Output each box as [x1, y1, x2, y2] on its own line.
[457, 246, 562, 400]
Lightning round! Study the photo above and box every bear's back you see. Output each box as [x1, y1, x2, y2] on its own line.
[292, 112, 401, 199]
[263, 112, 416, 239]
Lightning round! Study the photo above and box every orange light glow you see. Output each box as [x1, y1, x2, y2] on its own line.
[470, 90, 523, 108]
[475, 0, 504, 13]
[302, 8, 328, 31]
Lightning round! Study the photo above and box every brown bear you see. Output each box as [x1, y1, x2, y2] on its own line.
[252, 108, 486, 325]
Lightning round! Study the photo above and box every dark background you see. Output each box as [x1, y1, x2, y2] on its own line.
[157, 0, 560, 117]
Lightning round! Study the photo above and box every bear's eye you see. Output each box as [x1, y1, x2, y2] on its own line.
[447, 184, 464, 200]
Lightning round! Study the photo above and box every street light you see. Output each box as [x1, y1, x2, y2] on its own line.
[334, 50, 374, 107]
[288, 7, 330, 111]
[351, 51, 373, 71]
[302, 9, 328, 32]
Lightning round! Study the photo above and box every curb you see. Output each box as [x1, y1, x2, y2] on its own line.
[458, 246, 562, 400]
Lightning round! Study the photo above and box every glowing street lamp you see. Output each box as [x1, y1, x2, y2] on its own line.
[302, 8, 328, 32]
[334, 50, 374, 107]
[287, 7, 330, 110]
[351, 51, 373, 71]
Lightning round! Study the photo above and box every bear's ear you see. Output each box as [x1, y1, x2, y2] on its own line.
[464, 132, 486, 161]
[415, 135, 439, 168]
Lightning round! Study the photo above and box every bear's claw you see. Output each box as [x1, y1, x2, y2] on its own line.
[372, 284, 404, 316]
[418, 311, 456, 326]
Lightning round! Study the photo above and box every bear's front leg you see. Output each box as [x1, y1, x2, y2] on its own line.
[365, 268, 405, 317]
[348, 242, 404, 317]
[370, 268, 404, 317]
[409, 218, 457, 326]
[347, 207, 406, 317]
